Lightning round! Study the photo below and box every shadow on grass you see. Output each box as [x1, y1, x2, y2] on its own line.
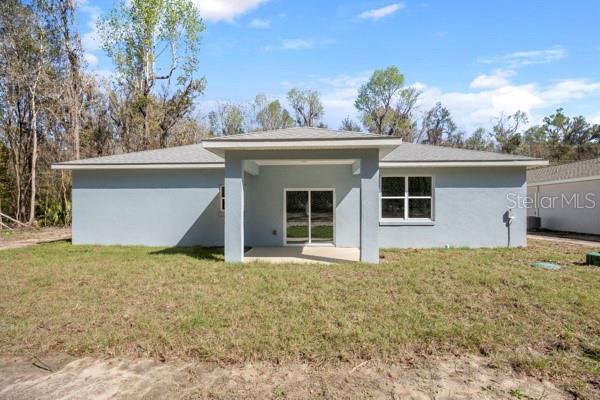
[150, 246, 225, 262]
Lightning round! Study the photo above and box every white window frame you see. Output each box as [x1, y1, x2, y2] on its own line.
[379, 175, 434, 222]
[219, 185, 225, 212]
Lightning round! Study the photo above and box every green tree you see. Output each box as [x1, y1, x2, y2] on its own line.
[355, 66, 405, 135]
[99, 0, 205, 149]
[252, 94, 294, 130]
[387, 87, 421, 140]
[464, 128, 492, 151]
[286, 88, 324, 127]
[209, 103, 244, 136]
[521, 109, 600, 161]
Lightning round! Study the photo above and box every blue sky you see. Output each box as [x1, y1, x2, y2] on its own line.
[79, 0, 600, 132]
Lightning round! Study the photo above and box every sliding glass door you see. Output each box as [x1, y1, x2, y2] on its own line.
[285, 191, 310, 244]
[285, 189, 334, 245]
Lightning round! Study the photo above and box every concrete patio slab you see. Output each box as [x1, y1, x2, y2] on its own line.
[244, 246, 360, 264]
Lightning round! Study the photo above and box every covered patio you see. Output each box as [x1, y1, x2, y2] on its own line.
[244, 246, 361, 264]
[202, 128, 403, 264]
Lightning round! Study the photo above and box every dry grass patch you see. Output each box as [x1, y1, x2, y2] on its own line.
[0, 239, 598, 397]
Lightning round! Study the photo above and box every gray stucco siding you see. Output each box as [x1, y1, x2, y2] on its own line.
[71, 163, 528, 250]
[244, 164, 360, 247]
[379, 167, 527, 248]
[72, 169, 224, 246]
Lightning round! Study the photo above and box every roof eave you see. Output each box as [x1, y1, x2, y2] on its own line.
[202, 138, 403, 157]
[51, 162, 225, 170]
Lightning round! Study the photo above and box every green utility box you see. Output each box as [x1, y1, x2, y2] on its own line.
[586, 252, 600, 266]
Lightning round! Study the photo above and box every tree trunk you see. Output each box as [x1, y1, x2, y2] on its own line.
[73, 106, 80, 159]
[29, 92, 37, 225]
[144, 102, 150, 148]
[60, 0, 81, 160]
[12, 144, 22, 222]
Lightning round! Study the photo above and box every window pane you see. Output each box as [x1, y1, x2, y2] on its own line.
[381, 199, 405, 219]
[220, 186, 225, 197]
[408, 177, 431, 196]
[381, 177, 404, 196]
[408, 199, 431, 218]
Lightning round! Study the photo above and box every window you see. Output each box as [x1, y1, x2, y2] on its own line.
[219, 185, 225, 212]
[380, 176, 433, 220]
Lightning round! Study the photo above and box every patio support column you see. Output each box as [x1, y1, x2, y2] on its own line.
[224, 152, 244, 262]
[360, 149, 380, 263]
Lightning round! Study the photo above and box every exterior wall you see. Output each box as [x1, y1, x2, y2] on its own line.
[379, 167, 527, 248]
[528, 179, 600, 235]
[244, 164, 360, 247]
[72, 169, 224, 246]
[71, 163, 529, 250]
[526, 185, 538, 217]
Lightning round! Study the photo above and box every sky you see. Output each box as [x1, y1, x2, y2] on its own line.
[78, 0, 600, 133]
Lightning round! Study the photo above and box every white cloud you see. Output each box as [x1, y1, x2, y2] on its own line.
[359, 3, 404, 20]
[590, 113, 600, 124]
[286, 69, 600, 131]
[267, 38, 337, 51]
[417, 76, 600, 131]
[249, 18, 270, 28]
[416, 83, 544, 129]
[539, 80, 600, 104]
[83, 52, 99, 67]
[281, 39, 315, 50]
[89, 68, 113, 82]
[191, 0, 268, 22]
[469, 69, 515, 89]
[480, 46, 567, 68]
[80, 5, 101, 52]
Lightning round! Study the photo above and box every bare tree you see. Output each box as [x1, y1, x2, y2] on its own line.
[57, 0, 83, 159]
[492, 111, 527, 154]
[417, 103, 456, 145]
[339, 116, 362, 132]
[286, 88, 324, 127]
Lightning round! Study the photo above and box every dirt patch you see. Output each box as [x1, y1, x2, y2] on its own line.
[528, 231, 600, 248]
[0, 355, 569, 399]
[0, 227, 71, 250]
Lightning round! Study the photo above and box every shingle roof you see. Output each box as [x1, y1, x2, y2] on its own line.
[57, 144, 222, 165]
[204, 127, 389, 141]
[382, 142, 541, 162]
[54, 128, 545, 167]
[527, 158, 600, 184]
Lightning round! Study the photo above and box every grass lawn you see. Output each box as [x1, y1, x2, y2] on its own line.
[0, 239, 599, 397]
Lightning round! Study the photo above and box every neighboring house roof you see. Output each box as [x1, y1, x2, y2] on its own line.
[52, 127, 547, 170]
[527, 158, 600, 185]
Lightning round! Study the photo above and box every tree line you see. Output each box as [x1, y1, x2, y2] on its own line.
[211, 66, 600, 163]
[1, 1, 598, 227]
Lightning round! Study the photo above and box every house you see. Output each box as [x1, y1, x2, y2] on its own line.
[527, 158, 600, 235]
[52, 127, 547, 263]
